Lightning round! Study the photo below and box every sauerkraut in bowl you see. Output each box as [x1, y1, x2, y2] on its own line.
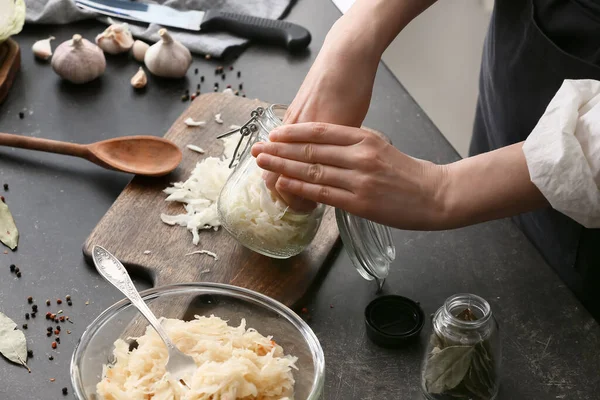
[71, 284, 324, 400]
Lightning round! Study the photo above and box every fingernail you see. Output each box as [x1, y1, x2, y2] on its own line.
[253, 142, 265, 152]
[269, 129, 280, 141]
[277, 176, 290, 188]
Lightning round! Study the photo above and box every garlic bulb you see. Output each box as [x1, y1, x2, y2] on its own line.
[132, 40, 149, 62]
[95, 23, 134, 54]
[51, 34, 106, 84]
[144, 29, 192, 78]
[130, 67, 147, 89]
[32, 36, 55, 60]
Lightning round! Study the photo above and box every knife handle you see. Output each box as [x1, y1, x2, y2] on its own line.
[201, 11, 311, 52]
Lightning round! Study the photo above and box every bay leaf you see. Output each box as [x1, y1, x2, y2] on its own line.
[424, 345, 474, 394]
[0, 312, 29, 371]
[0, 200, 19, 250]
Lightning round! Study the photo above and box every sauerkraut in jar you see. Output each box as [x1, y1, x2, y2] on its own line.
[217, 105, 326, 259]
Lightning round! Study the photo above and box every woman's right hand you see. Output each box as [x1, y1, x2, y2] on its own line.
[265, 19, 383, 211]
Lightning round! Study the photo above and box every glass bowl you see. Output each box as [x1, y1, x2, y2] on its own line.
[70, 283, 325, 399]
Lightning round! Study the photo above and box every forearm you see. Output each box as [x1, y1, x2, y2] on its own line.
[437, 142, 549, 229]
[327, 0, 438, 58]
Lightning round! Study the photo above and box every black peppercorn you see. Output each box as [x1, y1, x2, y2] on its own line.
[47, 327, 53, 332]
[239, 83, 243, 90]
[237, 71, 241, 78]
[31, 313, 36, 318]
[56, 325, 61, 331]
[67, 300, 72, 306]
[62, 387, 68, 395]
[32, 304, 38, 312]
[3, 183, 8, 191]
[9, 264, 15, 272]
[22, 324, 27, 329]
[14, 267, 19, 273]
[222, 73, 226, 80]
[56, 337, 60, 344]
[25, 313, 30, 320]
[197, 83, 200, 90]
[46, 332, 52, 337]
[27, 349, 33, 358]
[194, 68, 198, 74]
[18, 112, 24, 119]
[27, 296, 33, 303]
[16, 272, 21, 278]
[65, 295, 71, 301]
[201, 75, 204, 82]
[48, 355, 54, 360]
[213, 87, 218, 92]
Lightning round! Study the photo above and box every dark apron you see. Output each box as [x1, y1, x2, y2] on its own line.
[470, 0, 600, 319]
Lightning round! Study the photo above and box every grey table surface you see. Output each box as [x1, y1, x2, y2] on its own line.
[1, 1, 599, 399]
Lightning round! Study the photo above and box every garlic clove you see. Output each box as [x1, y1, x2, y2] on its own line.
[32, 36, 55, 61]
[132, 40, 149, 63]
[95, 23, 134, 54]
[144, 29, 192, 79]
[51, 34, 106, 84]
[130, 67, 148, 89]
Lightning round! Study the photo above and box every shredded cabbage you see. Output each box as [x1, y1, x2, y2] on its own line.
[161, 136, 238, 245]
[96, 315, 297, 400]
[0, 0, 25, 43]
[218, 161, 320, 256]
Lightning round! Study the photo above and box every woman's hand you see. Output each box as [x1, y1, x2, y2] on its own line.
[252, 123, 448, 230]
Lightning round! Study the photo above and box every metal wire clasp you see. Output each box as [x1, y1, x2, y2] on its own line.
[217, 106, 265, 169]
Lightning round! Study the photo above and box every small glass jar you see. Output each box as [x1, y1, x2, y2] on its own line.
[420, 294, 501, 400]
[217, 105, 326, 259]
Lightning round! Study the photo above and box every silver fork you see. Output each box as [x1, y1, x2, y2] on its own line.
[92, 245, 197, 389]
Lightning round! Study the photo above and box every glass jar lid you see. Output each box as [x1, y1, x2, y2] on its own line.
[335, 208, 396, 289]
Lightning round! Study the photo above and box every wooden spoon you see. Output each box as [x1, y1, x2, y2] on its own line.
[0, 133, 182, 177]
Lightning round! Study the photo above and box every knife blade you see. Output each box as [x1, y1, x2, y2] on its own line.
[75, 0, 311, 52]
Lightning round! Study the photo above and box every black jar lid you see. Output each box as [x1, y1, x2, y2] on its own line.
[365, 295, 425, 348]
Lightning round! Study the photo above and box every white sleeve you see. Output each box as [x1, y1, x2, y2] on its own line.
[523, 79, 600, 228]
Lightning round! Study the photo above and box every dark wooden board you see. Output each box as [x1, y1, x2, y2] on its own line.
[83, 93, 341, 307]
[0, 39, 20, 105]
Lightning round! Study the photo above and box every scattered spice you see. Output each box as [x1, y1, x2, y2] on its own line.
[47, 327, 53, 332]
[14, 267, 19, 273]
[191, 94, 197, 101]
[50, 378, 55, 382]
[226, 84, 231, 88]
[197, 83, 200, 90]
[237, 71, 241, 78]
[242, 94, 246, 98]
[65, 295, 71, 301]
[55, 337, 60, 344]
[229, 66, 234, 71]
[239, 83, 243, 90]
[3, 184, 7, 191]
[46, 332, 52, 337]
[16, 272, 21, 278]
[22, 324, 27, 329]
[25, 313, 29, 320]
[204, 54, 211, 60]
[195, 91, 200, 97]
[201, 75, 204, 82]
[51, 341, 57, 349]
[67, 300, 72, 306]
[46, 299, 51, 306]
[85, 301, 89, 305]
[56, 299, 62, 305]
[54, 329, 59, 335]
[330, 304, 334, 309]
[48, 355, 54, 360]
[32, 304, 38, 312]
[301, 307, 308, 314]
[56, 325, 61, 331]
[31, 313, 36, 318]
[222, 73, 226, 80]
[57, 310, 63, 314]
[181, 94, 189, 101]
[194, 68, 198, 74]
[66, 330, 71, 335]
[213, 87, 218, 92]
[27, 349, 33, 358]
[45, 312, 52, 320]
[214, 82, 219, 88]
[18, 112, 24, 119]
[235, 90, 239, 96]
[27, 296, 33, 304]
[9, 264, 15, 272]
[59, 316, 65, 322]
[62, 387, 68, 395]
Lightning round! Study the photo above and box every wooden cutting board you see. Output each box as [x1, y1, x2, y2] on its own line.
[0, 39, 20, 105]
[83, 93, 341, 308]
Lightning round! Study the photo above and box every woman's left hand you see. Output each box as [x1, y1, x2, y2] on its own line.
[251, 122, 447, 230]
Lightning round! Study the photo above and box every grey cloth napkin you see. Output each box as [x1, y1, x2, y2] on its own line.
[24, 0, 294, 57]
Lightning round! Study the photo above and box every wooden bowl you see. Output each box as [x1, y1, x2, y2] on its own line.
[0, 39, 20, 105]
